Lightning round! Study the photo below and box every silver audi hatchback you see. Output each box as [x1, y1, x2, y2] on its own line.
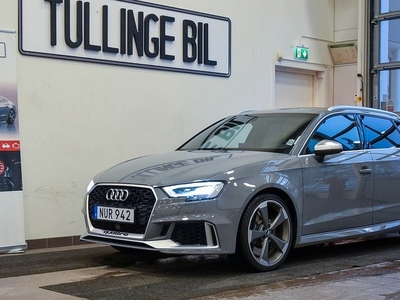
[81, 106, 400, 271]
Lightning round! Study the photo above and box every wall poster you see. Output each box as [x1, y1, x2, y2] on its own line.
[0, 29, 26, 254]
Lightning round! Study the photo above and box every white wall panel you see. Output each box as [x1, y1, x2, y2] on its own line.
[334, 64, 358, 105]
[0, 0, 339, 240]
[333, 0, 359, 107]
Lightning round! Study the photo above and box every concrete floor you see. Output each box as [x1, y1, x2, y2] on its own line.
[195, 260, 400, 299]
[1, 242, 400, 300]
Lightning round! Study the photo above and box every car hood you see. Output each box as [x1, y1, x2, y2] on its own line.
[93, 150, 290, 187]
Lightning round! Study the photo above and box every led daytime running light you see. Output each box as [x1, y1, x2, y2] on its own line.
[163, 182, 225, 201]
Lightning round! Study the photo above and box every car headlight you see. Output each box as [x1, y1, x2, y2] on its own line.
[162, 182, 225, 201]
[86, 180, 95, 193]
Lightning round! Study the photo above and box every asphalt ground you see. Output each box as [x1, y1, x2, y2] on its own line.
[0, 233, 400, 299]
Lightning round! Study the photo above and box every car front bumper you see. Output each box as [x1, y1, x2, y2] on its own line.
[81, 183, 239, 255]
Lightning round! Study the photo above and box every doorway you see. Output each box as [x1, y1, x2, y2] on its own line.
[275, 67, 315, 108]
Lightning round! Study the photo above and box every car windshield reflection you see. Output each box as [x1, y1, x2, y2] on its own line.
[179, 113, 317, 153]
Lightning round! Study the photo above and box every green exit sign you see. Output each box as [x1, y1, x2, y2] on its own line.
[294, 46, 309, 61]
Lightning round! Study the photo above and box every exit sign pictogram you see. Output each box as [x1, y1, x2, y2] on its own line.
[294, 46, 309, 61]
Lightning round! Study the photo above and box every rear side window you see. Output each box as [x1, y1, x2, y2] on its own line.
[362, 116, 400, 149]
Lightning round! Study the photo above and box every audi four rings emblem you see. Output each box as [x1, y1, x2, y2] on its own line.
[105, 189, 130, 201]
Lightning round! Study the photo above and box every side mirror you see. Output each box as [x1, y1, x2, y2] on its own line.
[314, 140, 343, 163]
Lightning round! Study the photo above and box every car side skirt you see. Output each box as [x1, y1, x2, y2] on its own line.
[296, 220, 400, 247]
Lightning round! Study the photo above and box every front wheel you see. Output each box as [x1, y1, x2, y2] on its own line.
[6, 109, 16, 124]
[236, 194, 293, 272]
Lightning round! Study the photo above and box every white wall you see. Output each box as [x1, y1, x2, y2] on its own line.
[1, 0, 337, 240]
[334, 0, 358, 41]
[333, 0, 359, 105]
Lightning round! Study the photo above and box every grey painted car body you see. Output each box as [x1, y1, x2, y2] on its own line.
[81, 106, 400, 270]
[83, 151, 302, 252]
[0, 95, 17, 124]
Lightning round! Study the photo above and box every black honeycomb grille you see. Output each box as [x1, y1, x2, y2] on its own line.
[171, 222, 207, 246]
[88, 185, 156, 234]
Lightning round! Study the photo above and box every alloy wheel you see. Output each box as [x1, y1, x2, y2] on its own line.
[238, 194, 292, 271]
[7, 109, 15, 124]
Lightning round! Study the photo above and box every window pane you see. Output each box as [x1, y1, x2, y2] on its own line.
[306, 115, 361, 153]
[362, 116, 400, 148]
[381, 0, 400, 13]
[380, 19, 400, 64]
[377, 69, 400, 112]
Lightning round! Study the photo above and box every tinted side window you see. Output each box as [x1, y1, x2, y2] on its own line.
[362, 116, 400, 149]
[306, 114, 361, 154]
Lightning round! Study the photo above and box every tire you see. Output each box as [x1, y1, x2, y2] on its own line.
[236, 193, 293, 272]
[6, 109, 16, 124]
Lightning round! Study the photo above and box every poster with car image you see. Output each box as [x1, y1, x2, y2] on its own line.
[0, 31, 21, 192]
[0, 30, 26, 254]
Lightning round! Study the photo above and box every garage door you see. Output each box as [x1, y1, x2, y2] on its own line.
[275, 70, 314, 108]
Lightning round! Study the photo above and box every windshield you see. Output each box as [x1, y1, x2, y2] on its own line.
[179, 113, 317, 153]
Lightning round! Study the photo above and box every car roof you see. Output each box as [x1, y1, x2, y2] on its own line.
[238, 106, 399, 120]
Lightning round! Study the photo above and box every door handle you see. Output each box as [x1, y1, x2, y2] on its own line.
[359, 166, 372, 175]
